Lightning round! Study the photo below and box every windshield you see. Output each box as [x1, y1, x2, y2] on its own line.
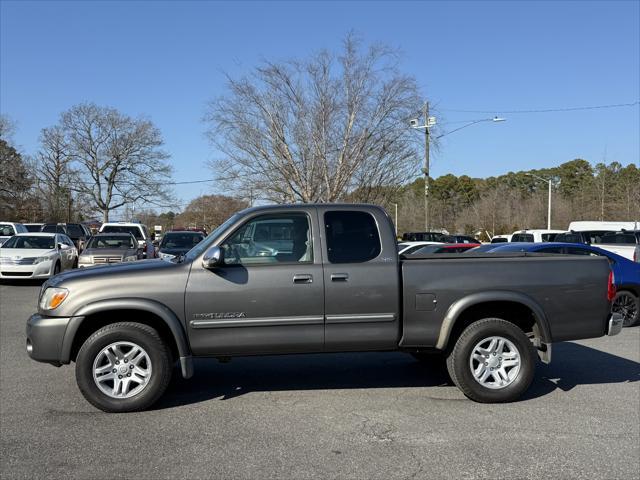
[161, 232, 205, 249]
[184, 213, 243, 262]
[1, 235, 55, 249]
[101, 225, 143, 239]
[87, 235, 136, 249]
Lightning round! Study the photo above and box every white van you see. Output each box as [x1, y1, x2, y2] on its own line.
[567, 221, 639, 232]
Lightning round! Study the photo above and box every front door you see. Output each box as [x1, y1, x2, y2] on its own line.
[319, 207, 400, 351]
[185, 209, 324, 356]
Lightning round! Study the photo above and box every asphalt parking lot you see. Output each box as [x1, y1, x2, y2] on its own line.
[1, 282, 639, 479]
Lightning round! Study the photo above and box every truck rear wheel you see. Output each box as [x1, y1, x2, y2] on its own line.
[446, 318, 536, 403]
[75, 322, 172, 412]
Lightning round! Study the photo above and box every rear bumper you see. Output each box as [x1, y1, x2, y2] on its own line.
[26, 314, 72, 365]
[607, 312, 624, 336]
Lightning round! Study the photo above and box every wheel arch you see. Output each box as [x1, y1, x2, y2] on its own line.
[435, 291, 552, 351]
[61, 299, 193, 378]
[615, 284, 639, 297]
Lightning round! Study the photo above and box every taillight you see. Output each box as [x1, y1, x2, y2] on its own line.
[607, 270, 616, 302]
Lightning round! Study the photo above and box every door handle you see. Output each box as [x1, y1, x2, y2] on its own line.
[331, 273, 349, 282]
[293, 274, 313, 284]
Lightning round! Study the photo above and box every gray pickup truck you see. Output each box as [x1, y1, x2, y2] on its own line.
[27, 204, 623, 412]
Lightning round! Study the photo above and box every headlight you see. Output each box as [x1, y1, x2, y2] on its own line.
[33, 256, 52, 264]
[39, 287, 69, 311]
[124, 255, 138, 261]
[78, 255, 92, 264]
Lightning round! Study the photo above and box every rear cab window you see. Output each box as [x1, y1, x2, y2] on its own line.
[511, 233, 534, 242]
[324, 211, 381, 263]
[66, 224, 85, 238]
[42, 224, 65, 234]
[102, 225, 143, 240]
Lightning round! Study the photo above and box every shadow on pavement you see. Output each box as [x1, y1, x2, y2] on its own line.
[523, 340, 640, 399]
[154, 341, 639, 410]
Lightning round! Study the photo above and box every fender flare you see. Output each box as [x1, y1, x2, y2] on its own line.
[60, 298, 193, 378]
[435, 290, 552, 350]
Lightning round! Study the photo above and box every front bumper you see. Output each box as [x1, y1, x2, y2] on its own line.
[26, 314, 72, 365]
[1, 261, 54, 279]
[607, 312, 624, 336]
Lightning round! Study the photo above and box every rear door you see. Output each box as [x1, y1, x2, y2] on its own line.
[319, 207, 400, 351]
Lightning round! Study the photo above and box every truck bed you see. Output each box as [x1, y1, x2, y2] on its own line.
[399, 253, 612, 348]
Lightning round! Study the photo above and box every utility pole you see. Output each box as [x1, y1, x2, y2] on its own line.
[393, 203, 398, 237]
[422, 102, 430, 231]
[547, 179, 552, 230]
[67, 188, 72, 222]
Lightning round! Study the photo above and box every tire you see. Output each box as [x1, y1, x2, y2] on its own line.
[612, 291, 640, 327]
[75, 322, 172, 412]
[53, 262, 60, 275]
[446, 318, 537, 403]
[72, 258, 78, 269]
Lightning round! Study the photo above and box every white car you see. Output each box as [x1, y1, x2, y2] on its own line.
[397, 241, 442, 255]
[510, 229, 565, 243]
[0, 233, 78, 280]
[0, 222, 28, 246]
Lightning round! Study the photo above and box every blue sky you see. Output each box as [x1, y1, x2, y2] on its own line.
[1, 0, 639, 209]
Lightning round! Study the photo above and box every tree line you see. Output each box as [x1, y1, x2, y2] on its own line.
[385, 159, 640, 239]
[1, 104, 173, 223]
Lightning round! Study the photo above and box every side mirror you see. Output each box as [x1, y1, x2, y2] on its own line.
[58, 243, 69, 250]
[202, 246, 224, 269]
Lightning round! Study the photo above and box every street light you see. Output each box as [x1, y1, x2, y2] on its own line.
[526, 173, 559, 230]
[411, 104, 506, 231]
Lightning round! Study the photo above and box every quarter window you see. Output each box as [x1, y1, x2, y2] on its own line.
[324, 211, 381, 263]
[221, 213, 313, 265]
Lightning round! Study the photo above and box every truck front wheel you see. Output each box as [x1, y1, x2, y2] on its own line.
[75, 322, 172, 412]
[446, 318, 536, 403]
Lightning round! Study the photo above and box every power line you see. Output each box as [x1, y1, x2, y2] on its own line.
[440, 100, 639, 114]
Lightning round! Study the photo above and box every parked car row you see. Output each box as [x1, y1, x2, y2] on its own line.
[0, 220, 207, 280]
[490, 221, 640, 262]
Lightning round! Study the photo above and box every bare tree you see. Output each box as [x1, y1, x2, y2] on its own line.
[57, 103, 173, 222]
[32, 126, 77, 221]
[0, 114, 17, 142]
[205, 35, 423, 203]
[174, 194, 248, 230]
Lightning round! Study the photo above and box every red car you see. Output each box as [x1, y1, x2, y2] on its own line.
[409, 243, 481, 255]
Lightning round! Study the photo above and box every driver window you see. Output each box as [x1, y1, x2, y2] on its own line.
[220, 213, 313, 265]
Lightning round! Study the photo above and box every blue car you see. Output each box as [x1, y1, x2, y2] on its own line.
[488, 242, 640, 327]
